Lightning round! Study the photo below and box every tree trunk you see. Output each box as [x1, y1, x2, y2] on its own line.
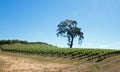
[70, 37, 74, 48]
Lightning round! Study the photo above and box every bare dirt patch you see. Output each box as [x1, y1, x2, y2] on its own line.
[0, 55, 71, 72]
[0, 54, 91, 72]
[1, 52, 120, 72]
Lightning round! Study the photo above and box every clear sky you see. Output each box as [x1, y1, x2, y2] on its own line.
[0, 0, 120, 49]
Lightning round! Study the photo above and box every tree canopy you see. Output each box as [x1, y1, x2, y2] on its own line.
[0, 39, 53, 46]
[57, 19, 84, 48]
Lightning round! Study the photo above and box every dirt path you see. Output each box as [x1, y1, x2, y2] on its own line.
[0, 55, 70, 72]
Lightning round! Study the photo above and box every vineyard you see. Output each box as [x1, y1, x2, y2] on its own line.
[1, 44, 120, 62]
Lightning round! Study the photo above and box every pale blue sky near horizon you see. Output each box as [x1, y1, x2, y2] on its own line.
[0, 0, 120, 49]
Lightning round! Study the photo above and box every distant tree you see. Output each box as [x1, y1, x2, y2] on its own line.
[57, 19, 84, 48]
[20, 40, 28, 44]
[0, 40, 5, 45]
[7, 40, 13, 44]
[0, 39, 28, 45]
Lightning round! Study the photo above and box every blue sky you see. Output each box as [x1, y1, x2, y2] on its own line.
[0, 0, 120, 49]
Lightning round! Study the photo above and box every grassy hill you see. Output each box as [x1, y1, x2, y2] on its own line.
[0, 44, 120, 72]
[1, 44, 120, 62]
[0, 40, 120, 72]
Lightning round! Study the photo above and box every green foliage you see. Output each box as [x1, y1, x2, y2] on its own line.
[57, 19, 84, 48]
[1, 44, 120, 62]
[0, 39, 28, 45]
[0, 40, 53, 46]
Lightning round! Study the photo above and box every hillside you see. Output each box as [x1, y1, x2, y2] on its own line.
[1, 44, 120, 62]
[0, 44, 120, 72]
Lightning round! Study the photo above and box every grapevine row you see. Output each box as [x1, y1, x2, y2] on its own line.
[1, 44, 120, 62]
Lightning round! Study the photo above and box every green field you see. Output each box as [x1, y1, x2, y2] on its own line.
[1, 44, 120, 62]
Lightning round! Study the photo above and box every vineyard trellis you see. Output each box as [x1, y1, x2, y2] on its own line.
[1, 44, 120, 62]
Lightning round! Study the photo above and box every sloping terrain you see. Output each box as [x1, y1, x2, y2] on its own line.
[0, 55, 67, 72]
[0, 44, 120, 72]
[1, 44, 120, 62]
[0, 52, 90, 72]
[0, 51, 120, 72]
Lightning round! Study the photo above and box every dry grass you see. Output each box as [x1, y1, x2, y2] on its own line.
[89, 56, 120, 72]
[0, 55, 69, 72]
[0, 59, 5, 72]
[0, 52, 90, 72]
[0, 51, 120, 72]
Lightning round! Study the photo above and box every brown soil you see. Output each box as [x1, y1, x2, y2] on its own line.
[0, 55, 89, 72]
[0, 55, 65, 72]
[1, 52, 120, 72]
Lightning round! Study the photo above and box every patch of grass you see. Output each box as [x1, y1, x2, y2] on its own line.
[92, 64, 100, 69]
[0, 51, 84, 65]
[2, 44, 120, 63]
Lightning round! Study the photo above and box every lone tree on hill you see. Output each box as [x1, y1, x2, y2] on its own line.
[57, 19, 84, 48]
